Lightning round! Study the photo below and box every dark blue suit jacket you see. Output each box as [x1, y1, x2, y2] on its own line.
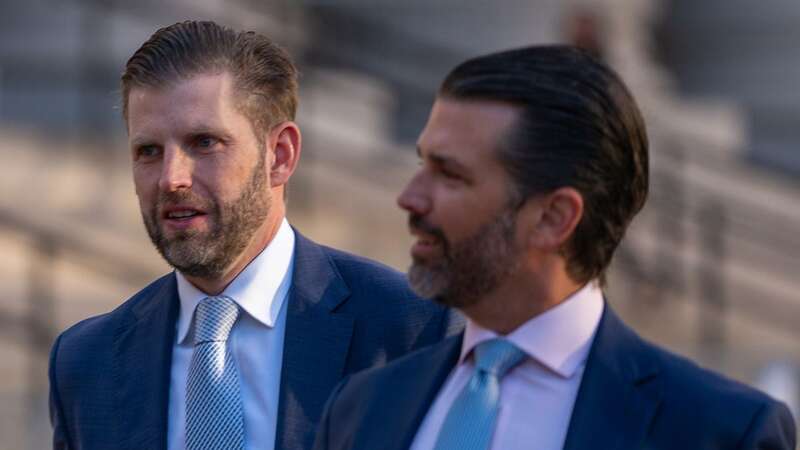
[48, 232, 462, 450]
[314, 306, 796, 450]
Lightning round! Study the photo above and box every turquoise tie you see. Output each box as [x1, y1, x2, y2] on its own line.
[433, 338, 527, 450]
[186, 296, 245, 450]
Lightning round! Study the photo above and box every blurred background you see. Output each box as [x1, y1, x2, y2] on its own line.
[1, 0, 799, 447]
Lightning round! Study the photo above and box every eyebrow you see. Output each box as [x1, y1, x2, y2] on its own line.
[129, 126, 231, 148]
[129, 136, 156, 149]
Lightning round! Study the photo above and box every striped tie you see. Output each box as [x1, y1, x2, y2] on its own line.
[186, 296, 245, 450]
[433, 338, 526, 450]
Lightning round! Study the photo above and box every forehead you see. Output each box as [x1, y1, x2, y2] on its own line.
[126, 72, 244, 136]
[419, 97, 520, 163]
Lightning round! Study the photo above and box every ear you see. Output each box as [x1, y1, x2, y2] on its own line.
[526, 187, 584, 251]
[266, 121, 301, 188]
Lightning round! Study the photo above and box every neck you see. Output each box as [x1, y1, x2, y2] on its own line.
[184, 210, 285, 295]
[460, 263, 584, 335]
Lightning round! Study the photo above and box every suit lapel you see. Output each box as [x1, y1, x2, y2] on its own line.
[378, 335, 463, 450]
[563, 306, 662, 450]
[112, 274, 179, 450]
[275, 232, 355, 450]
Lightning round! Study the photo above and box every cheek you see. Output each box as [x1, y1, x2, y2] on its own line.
[199, 161, 233, 191]
[131, 169, 154, 199]
[433, 188, 480, 219]
[194, 175, 242, 209]
[433, 190, 502, 238]
[431, 202, 473, 241]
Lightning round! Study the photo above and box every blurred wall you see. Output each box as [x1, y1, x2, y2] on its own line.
[663, 0, 800, 175]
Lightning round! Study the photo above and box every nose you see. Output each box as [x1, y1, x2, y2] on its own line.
[158, 146, 193, 193]
[397, 172, 431, 216]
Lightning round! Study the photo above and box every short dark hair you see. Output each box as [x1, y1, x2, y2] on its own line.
[440, 45, 649, 284]
[121, 20, 298, 132]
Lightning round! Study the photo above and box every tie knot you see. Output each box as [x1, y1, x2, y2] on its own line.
[474, 338, 526, 378]
[193, 296, 239, 345]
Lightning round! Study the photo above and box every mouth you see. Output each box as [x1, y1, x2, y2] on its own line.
[160, 206, 208, 230]
[408, 214, 449, 260]
[409, 228, 444, 260]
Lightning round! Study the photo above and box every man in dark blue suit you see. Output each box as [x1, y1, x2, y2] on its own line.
[48, 21, 458, 450]
[314, 46, 796, 450]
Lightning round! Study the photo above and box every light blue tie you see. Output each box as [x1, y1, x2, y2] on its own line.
[433, 338, 527, 450]
[186, 296, 245, 450]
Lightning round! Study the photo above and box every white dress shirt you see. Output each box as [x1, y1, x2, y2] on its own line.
[410, 281, 604, 450]
[167, 219, 295, 450]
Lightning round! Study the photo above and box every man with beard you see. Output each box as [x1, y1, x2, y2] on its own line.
[48, 21, 459, 450]
[313, 46, 796, 450]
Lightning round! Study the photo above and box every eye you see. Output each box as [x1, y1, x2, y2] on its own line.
[438, 166, 462, 181]
[136, 145, 161, 159]
[195, 135, 219, 149]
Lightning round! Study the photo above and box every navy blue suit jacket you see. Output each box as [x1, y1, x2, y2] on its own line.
[314, 306, 796, 450]
[48, 232, 461, 450]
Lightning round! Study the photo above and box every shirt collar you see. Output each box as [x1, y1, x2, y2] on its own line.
[459, 280, 604, 379]
[175, 218, 295, 344]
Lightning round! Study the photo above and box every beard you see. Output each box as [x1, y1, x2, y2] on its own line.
[407, 207, 520, 308]
[141, 154, 271, 280]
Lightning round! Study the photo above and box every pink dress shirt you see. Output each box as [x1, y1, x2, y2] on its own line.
[410, 281, 605, 450]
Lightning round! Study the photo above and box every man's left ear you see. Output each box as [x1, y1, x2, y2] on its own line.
[524, 187, 584, 251]
[267, 121, 301, 188]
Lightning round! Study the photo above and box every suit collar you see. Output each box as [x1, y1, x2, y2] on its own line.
[460, 281, 604, 378]
[562, 305, 662, 450]
[275, 231, 355, 450]
[364, 334, 462, 450]
[114, 273, 179, 450]
[285, 228, 350, 312]
[364, 303, 661, 450]
[114, 232, 352, 450]
[393, 335, 463, 450]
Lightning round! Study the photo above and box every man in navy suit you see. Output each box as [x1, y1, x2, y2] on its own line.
[48, 21, 458, 450]
[313, 46, 796, 450]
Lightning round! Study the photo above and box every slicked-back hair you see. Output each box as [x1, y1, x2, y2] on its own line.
[121, 20, 298, 133]
[440, 45, 649, 284]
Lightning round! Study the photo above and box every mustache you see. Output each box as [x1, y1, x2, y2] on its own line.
[154, 190, 214, 216]
[408, 214, 448, 246]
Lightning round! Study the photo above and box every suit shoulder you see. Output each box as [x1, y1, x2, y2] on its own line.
[53, 273, 173, 355]
[634, 338, 796, 446]
[306, 242, 464, 371]
[633, 335, 795, 438]
[322, 243, 454, 318]
[603, 312, 778, 411]
[647, 341, 776, 407]
[320, 244, 412, 290]
[318, 244, 440, 312]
